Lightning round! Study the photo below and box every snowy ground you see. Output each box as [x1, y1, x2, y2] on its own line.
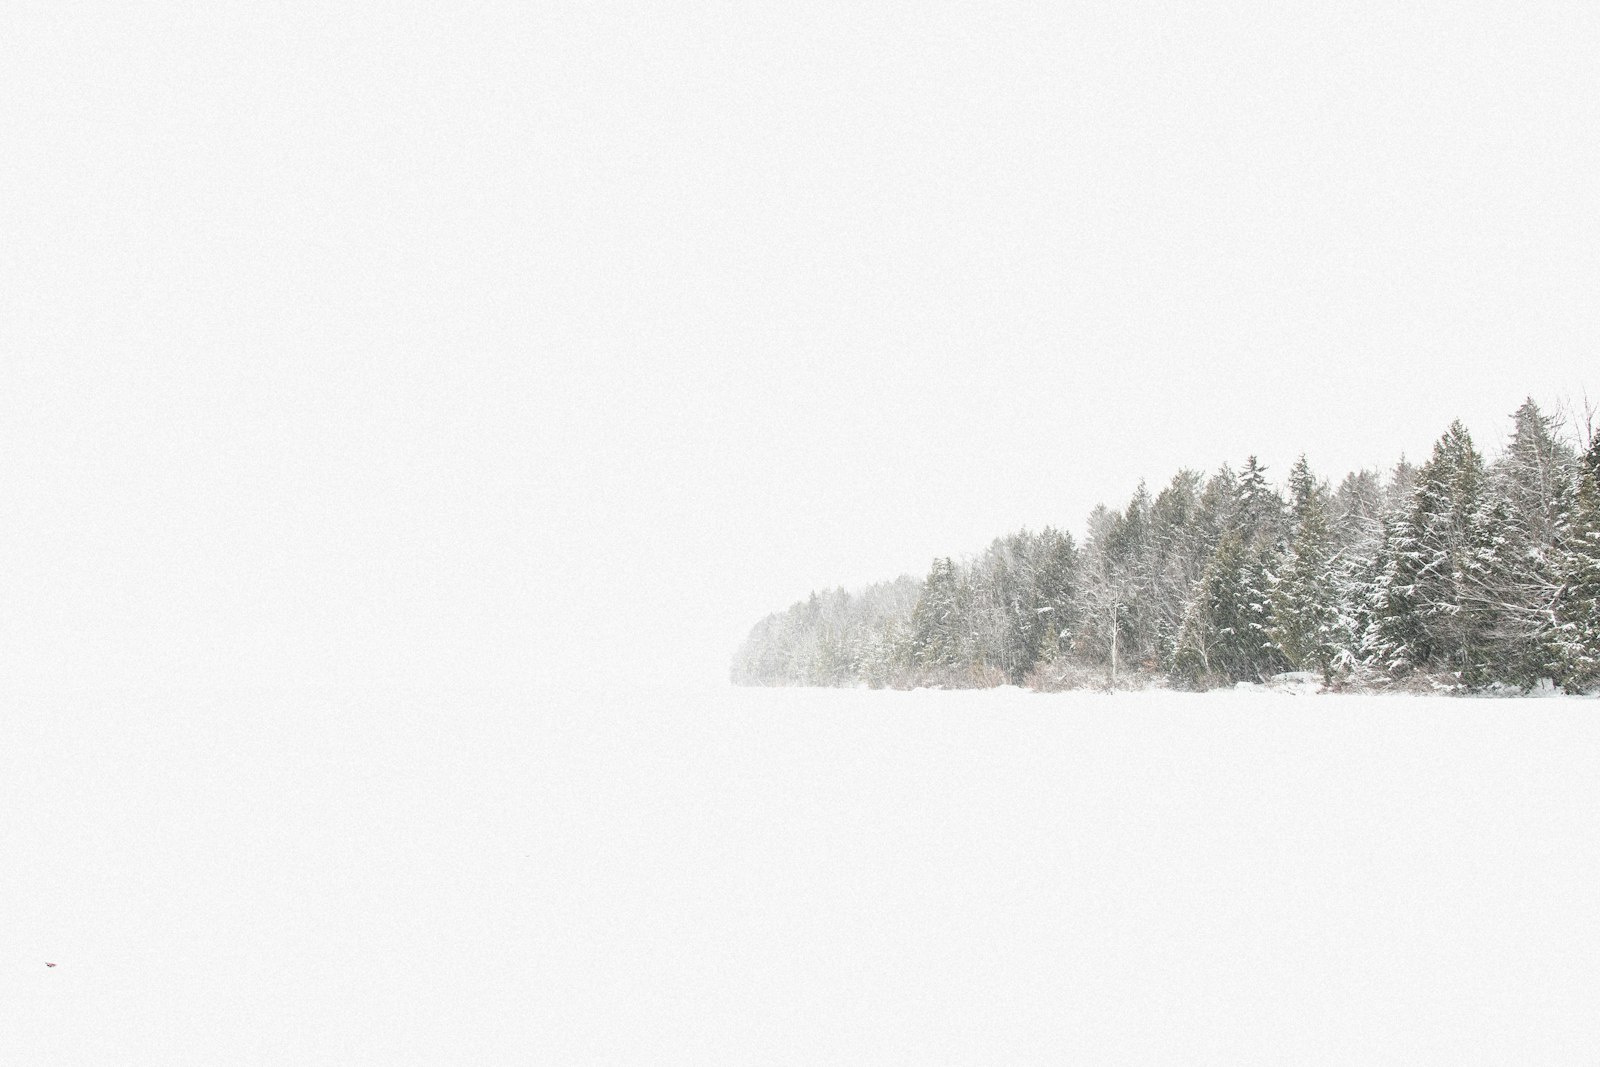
[5, 684, 1598, 1064]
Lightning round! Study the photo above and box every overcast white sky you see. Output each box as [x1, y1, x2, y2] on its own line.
[3, 1, 1596, 692]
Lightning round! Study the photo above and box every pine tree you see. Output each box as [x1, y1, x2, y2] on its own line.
[1367, 420, 1498, 684]
[1553, 432, 1600, 690]
[1176, 532, 1286, 685]
[971, 533, 1049, 683]
[910, 557, 967, 671]
[1237, 456, 1287, 549]
[1076, 488, 1160, 684]
[1029, 526, 1080, 665]
[1466, 399, 1578, 685]
[1146, 470, 1210, 669]
[1196, 466, 1239, 553]
[1385, 456, 1418, 515]
[1272, 456, 1341, 677]
[1495, 398, 1576, 544]
[850, 576, 921, 687]
[1332, 469, 1386, 548]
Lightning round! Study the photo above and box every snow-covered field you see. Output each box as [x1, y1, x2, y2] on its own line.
[6, 684, 1598, 1064]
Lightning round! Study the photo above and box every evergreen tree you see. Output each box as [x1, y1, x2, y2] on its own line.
[1237, 456, 1287, 549]
[1113, 482, 1162, 667]
[1467, 399, 1578, 685]
[1553, 432, 1600, 690]
[1077, 489, 1160, 683]
[910, 557, 966, 671]
[975, 527, 1084, 681]
[1367, 420, 1498, 683]
[1145, 470, 1211, 669]
[1176, 532, 1285, 685]
[1385, 456, 1418, 515]
[1495, 398, 1576, 544]
[971, 534, 1040, 683]
[1337, 460, 1423, 678]
[1272, 456, 1341, 676]
[732, 576, 921, 686]
[1029, 526, 1081, 665]
[1332, 468, 1386, 549]
[851, 576, 921, 687]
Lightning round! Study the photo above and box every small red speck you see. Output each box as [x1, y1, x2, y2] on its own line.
[45, 962, 56, 968]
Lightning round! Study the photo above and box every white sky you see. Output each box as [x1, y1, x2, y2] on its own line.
[4, 1, 1596, 692]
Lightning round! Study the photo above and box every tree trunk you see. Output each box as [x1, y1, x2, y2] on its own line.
[1109, 603, 1118, 693]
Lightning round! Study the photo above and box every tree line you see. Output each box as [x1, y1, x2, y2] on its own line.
[732, 399, 1600, 693]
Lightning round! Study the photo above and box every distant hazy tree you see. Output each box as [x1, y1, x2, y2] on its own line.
[852, 576, 921, 687]
[910, 557, 969, 672]
[1077, 490, 1160, 686]
[1029, 526, 1081, 665]
[731, 576, 921, 687]
[970, 537, 1028, 682]
[1144, 470, 1211, 669]
[971, 528, 1083, 682]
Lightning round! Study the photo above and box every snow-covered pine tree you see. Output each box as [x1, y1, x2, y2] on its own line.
[1553, 430, 1600, 690]
[970, 534, 1040, 683]
[1175, 530, 1286, 686]
[1145, 470, 1211, 670]
[1271, 456, 1342, 677]
[1366, 420, 1497, 684]
[1323, 467, 1391, 676]
[910, 557, 970, 675]
[851, 576, 921, 687]
[1076, 504, 1127, 685]
[1332, 469, 1386, 548]
[730, 610, 786, 684]
[1028, 525, 1081, 667]
[1495, 398, 1577, 544]
[796, 589, 848, 685]
[1237, 456, 1287, 549]
[1463, 399, 1579, 686]
[1195, 465, 1239, 552]
[1075, 487, 1164, 684]
[972, 527, 1086, 683]
[1385, 456, 1418, 514]
[1118, 482, 1163, 669]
